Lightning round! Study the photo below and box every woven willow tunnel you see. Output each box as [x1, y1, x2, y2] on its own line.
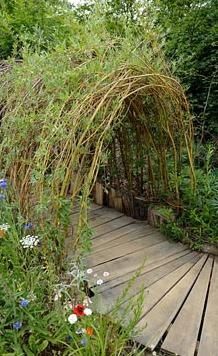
[0, 30, 195, 247]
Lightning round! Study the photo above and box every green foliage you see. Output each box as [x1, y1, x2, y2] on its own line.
[162, 146, 218, 247]
[0, 0, 74, 59]
[74, 0, 217, 141]
[0, 184, 144, 354]
[154, 0, 218, 140]
[0, 13, 194, 248]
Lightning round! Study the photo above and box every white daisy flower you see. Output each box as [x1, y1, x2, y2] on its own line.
[84, 308, 92, 316]
[68, 314, 78, 324]
[96, 279, 103, 285]
[86, 268, 93, 274]
[103, 272, 110, 277]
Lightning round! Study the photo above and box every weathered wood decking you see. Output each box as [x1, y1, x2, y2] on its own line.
[78, 203, 217, 356]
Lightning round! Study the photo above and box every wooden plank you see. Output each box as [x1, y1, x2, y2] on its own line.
[87, 242, 187, 286]
[90, 213, 124, 228]
[98, 251, 198, 294]
[93, 215, 136, 237]
[90, 203, 104, 211]
[89, 206, 124, 220]
[71, 201, 102, 214]
[93, 252, 200, 314]
[119, 253, 201, 317]
[161, 256, 213, 356]
[92, 224, 141, 249]
[94, 182, 104, 205]
[198, 257, 218, 356]
[93, 225, 158, 253]
[108, 187, 117, 208]
[134, 254, 207, 350]
[71, 206, 124, 226]
[87, 232, 164, 267]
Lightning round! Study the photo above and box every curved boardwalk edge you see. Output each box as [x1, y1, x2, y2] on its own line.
[83, 204, 217, 356]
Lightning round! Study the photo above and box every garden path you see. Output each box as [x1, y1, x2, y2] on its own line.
[74, 203, 217, 356]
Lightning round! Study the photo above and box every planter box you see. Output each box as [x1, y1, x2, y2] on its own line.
[92, 182, 149, 219]
[147, 205, 175, 227]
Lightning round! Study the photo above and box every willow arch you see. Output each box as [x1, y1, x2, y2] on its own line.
[0, 50, 195, 249]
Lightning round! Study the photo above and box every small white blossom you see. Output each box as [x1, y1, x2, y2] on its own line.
[97, 279, 103, 285]
[103, 272, 110, 277]
[20, 235, 40, 249]
[54, 290, 62, 301]
[83, 296, 92, 306]
[68, 314, 78, 324]
[86, 268, 93, 274]
[0, 224, 10, 231]
[76, 328, 86, 335]
[84, 308, 92, 316]
[28, 292, 36, 301]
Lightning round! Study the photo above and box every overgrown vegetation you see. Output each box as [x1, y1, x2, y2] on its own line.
[0, 14, 194, 247]
[0, 0, 217, 354]
[0, 179, 146, 354]
[162, 145, 218, 248]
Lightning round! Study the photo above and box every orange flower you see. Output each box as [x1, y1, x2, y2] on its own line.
[86, 327, 94, 336]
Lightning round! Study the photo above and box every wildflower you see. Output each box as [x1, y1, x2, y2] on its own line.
[68, 314, 78, 324]
[84, 308, 92, 316]
[28, 292, 36, 301]
[73, 304, 85, 317]
[19, 298, 30, 308]
[86, 327, 94, 336]
[0, 194, 5, 200]
[24, 222, 33, 230]
[96, 279, 103, 286]
[0, 224, 10, 231]
[80, 337, 88, 347]
[12, 321, 22, 330]
[54, 292, 62, 301]
[86, 268, 93, 274]
[103, 272, 110, 277]
[76, 328, 86, 335]
[0, 179, 7, 189]
[20, 235, 40, 249]
[83, 296, 92, 306]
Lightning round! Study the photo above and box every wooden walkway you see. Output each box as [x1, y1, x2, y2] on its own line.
[78, 204, 217, 356]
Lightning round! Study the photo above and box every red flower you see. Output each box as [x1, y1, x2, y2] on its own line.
[73, 304, 85, 317]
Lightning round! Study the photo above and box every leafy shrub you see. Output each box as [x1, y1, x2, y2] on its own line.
[162, 146, 218, 247]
